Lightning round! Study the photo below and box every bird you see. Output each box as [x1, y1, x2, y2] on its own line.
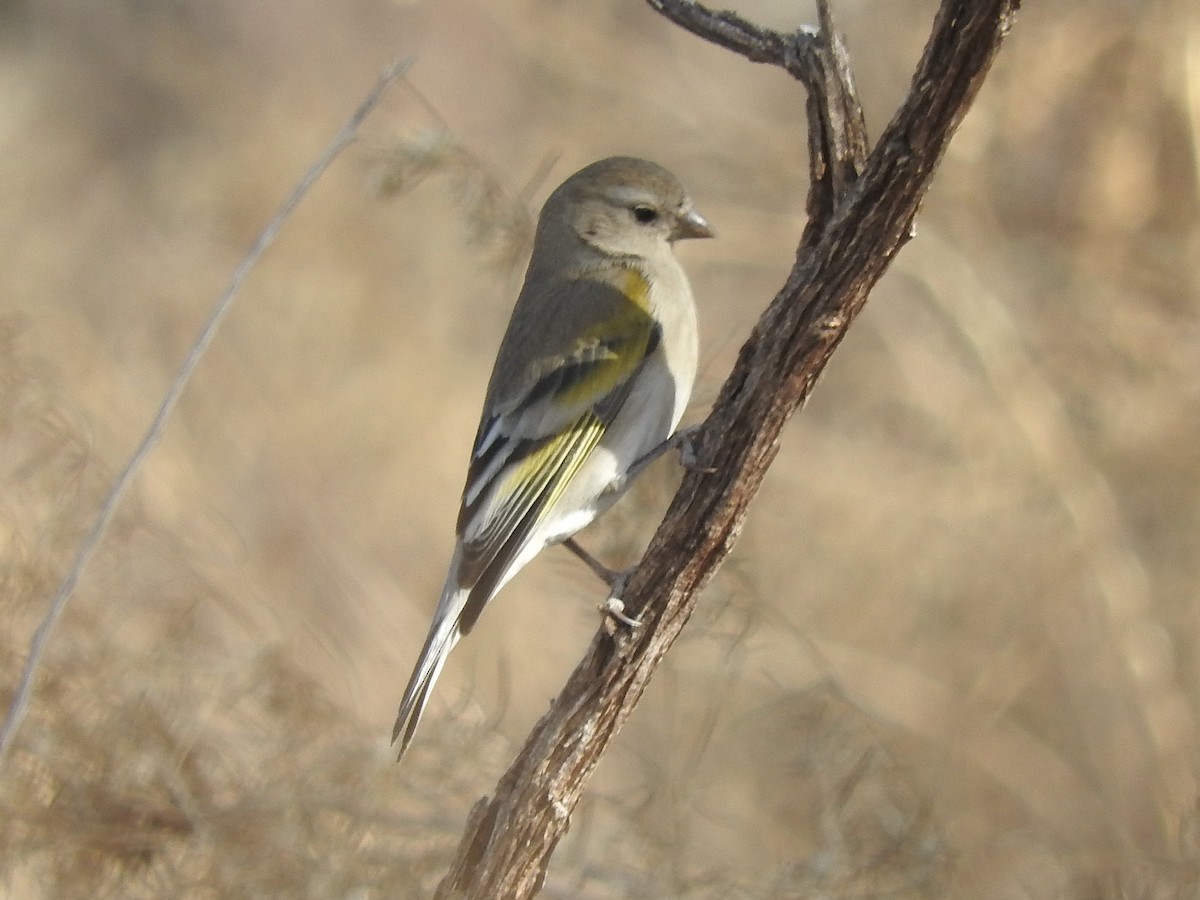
[392, 156, 712, 759]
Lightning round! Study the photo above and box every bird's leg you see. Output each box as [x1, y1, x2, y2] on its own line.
[566, 426, 713, 632]
[624, 424, 714, 486]
[596, 426, 713, 505]
[562, 537, 622, 584]
[562, 538, 644, 629]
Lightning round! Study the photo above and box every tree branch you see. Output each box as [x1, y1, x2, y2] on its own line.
[436, 1, 1019, 895]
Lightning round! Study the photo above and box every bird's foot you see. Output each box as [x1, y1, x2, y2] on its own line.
[600, 567, 645, 635]
[626, 424, 714, 483]
[672, 424, 717, 474]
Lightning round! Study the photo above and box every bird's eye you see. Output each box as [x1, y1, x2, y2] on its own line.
[632, 205, 659, 224]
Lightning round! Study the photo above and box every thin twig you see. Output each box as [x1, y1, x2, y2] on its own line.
[0, 57, 412, 767]
[646, 0, 800, 69]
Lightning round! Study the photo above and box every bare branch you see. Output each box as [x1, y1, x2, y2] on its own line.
[646, 0, 802, 68]
[0, 58, 413, 768]
[436, 0, 1019, 895]
[652, 0, 872, 229]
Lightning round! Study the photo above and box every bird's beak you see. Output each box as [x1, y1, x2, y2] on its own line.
[671, 206, 715, 241]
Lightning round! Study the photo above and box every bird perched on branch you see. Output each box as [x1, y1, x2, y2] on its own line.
[393, 156, 712, 759]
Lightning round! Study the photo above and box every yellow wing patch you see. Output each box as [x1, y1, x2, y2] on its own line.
[552, 268, 655, 411]
[459, 413, 606, 590]
[503, 413, 605, 524]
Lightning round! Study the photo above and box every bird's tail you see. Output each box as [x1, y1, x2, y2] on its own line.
[392, 577, 469, 760]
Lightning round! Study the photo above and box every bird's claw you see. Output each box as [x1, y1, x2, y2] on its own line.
[601, 594, 644, 630]
[673, 424, 716, 474]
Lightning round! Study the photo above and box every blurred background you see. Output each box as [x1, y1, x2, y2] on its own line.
[2, 0, 1198, 896]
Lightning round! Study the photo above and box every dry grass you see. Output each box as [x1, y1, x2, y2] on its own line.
[2, 0, 1199, 896]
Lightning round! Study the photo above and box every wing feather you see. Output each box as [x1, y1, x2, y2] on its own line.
[448, 270, 660, 634]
